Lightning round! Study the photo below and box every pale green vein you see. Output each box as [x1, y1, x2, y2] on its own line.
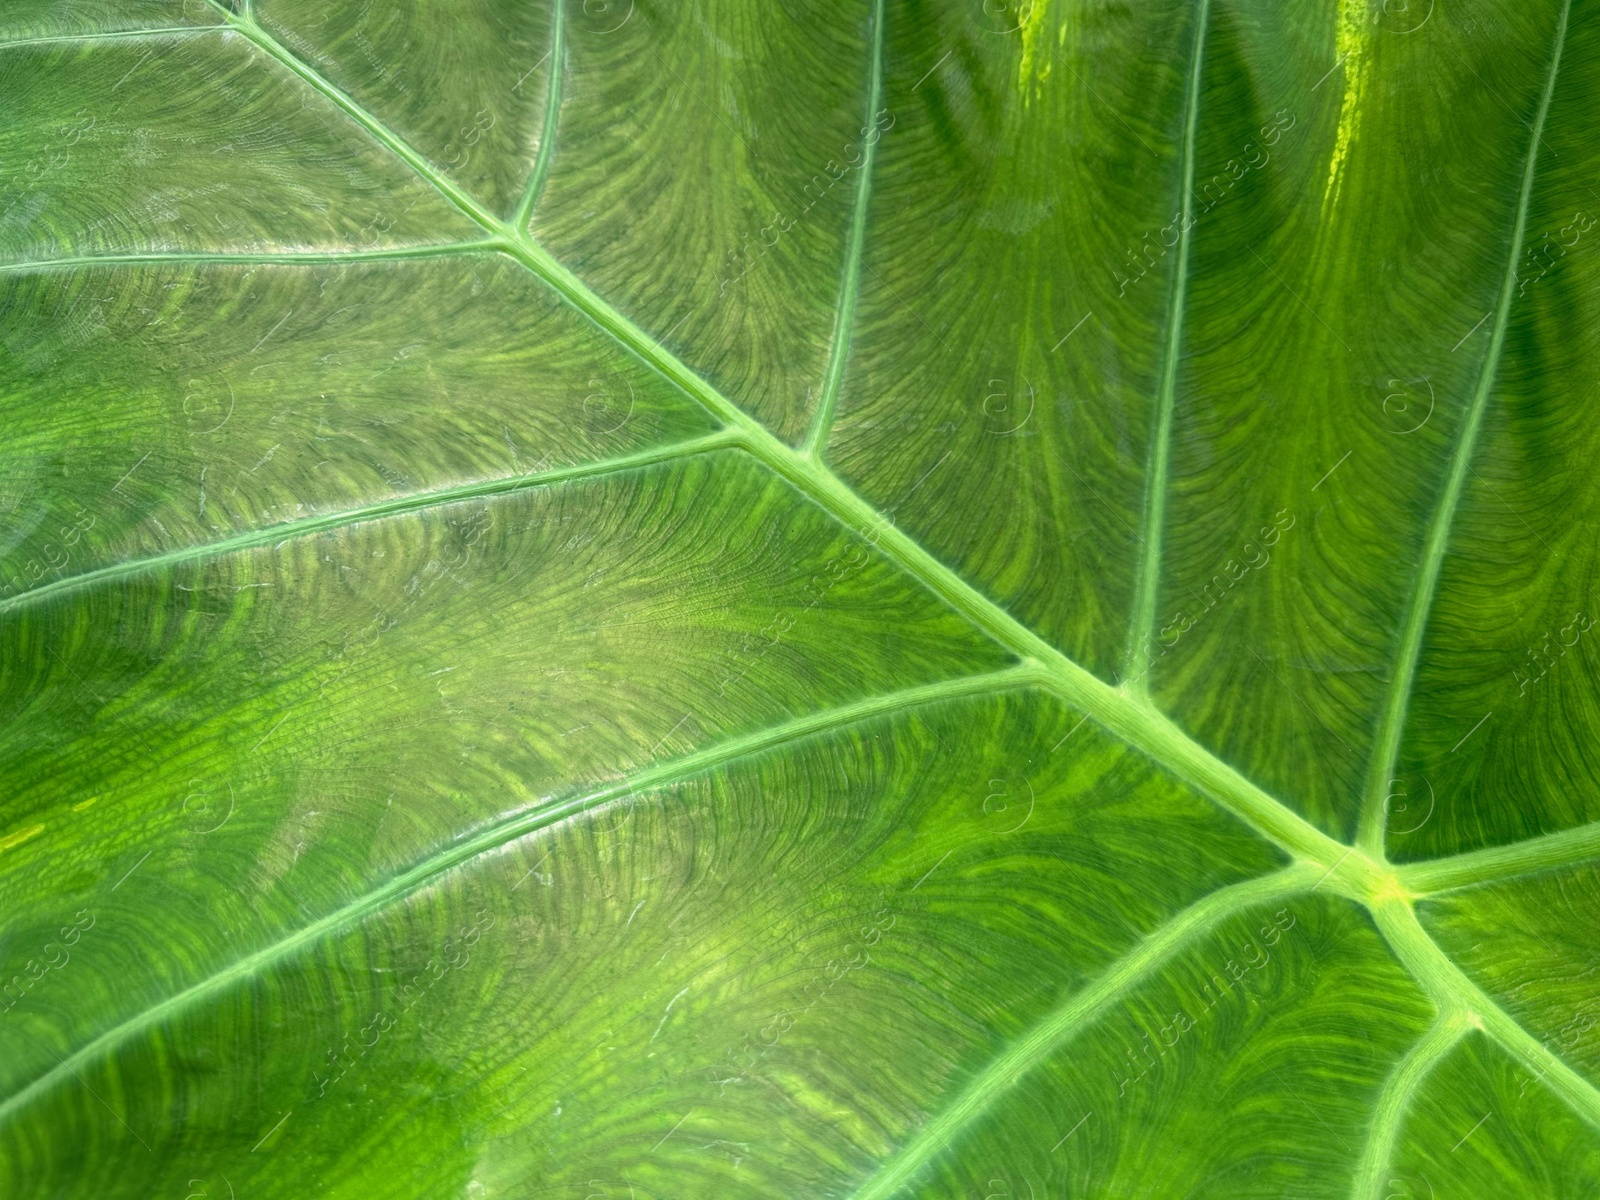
[0, 665, 1039, 1129]
[1358, 0, 1571, 858]
[802, 0, 887, 461]
[203, 0, 505, 236]
[512, 0, 565, 232]
[491, 232, 1360, 880]
[182, 4, 1363, 883]
[1350, 1012, 1471, 1200]
[1400, 819, 1600, 895]
[0, 431, 739, 618]
[0, 241, 500, 275]
[1372, 897, 1600, 1131]
[0, 25, 217, 53]
[1122, 0, 1211, 693]
[851, 865, 1317, 1200]
[1032, 658, 1358, 874]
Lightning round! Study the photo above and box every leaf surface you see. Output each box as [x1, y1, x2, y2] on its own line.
[3, 1, 1600, 1197]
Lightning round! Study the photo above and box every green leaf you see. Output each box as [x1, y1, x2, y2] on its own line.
[2, 0, 1599, 1196]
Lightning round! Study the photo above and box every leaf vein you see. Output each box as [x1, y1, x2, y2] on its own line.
[850, 866, 1318, 1200]
[802, 0, 887, 461]
[1399, 819, 1600, 895]
[1122, 0, 1212, 692]
[1358, 0, 1572, 856]
[0, 26, 218, 54]
[0, 431, 739, 616]
[511, 0, 565, 232]
[203, 0, 506, 237]
[1373, 896, 1600, 1133]
[0, 241, 501, 274]
[138, 3, 1360, 879]
[0, 666, 1040, 1127]
[1349, 1012, 1470, 1200]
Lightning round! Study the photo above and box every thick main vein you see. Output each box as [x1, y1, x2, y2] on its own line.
[1372, 896, 1600, 1132]
[801, 0, 887, 460]
[1357, 0, 1571, 858]
[850, 866, 1316, 1200]
[1122, 0, 1211, 693]
[511, 0, 565, 232]
[1399, 819, 1600, 895]
[171, 2, 1358, 881]
[495, 237, 1355, 876]
[0, 432, 738, 616]
[1349, 1012, 1470, 1200]
[0, 666, 1039, 1125]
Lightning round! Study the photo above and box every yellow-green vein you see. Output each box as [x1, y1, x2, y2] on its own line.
[1122, 0, 1212, 693]
[802, 0, 887, 460]
[0, 241, 500, 274]
[0, 665, 1041, 1128]
[850, 866, 1317, 1200]
[203, 0, 506, 236]
[1399, 819, 1600, 895]
[1357, 0, 1571, 858]
[1371, 896, 1600, 1131]
[1350, 1011, 1471, 1200]
[166, 2, 1363, 883]
[512, 0, 565, 232]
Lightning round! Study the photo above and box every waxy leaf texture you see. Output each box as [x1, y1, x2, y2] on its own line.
[2, 0, 1599, 1197]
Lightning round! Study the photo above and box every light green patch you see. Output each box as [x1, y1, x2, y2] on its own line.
[1018, 0, 1052, 99]
[1322, 0, 1371, 216]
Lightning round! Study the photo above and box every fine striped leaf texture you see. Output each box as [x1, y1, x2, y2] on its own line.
[3, 1, 1599, 1197]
